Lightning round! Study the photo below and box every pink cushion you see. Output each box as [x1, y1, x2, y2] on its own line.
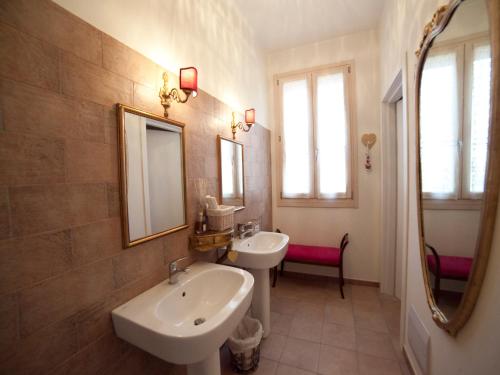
[285, 244, 340, 266]
[427, 254, 473, 279]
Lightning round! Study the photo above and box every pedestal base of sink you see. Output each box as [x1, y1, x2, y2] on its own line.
[249, 268, 271, 338]
[187, 350, 220, 375]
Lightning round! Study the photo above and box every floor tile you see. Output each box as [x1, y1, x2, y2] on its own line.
[379, 298, 401, 338]
[289, 316, 323, 343]
[318, 344, 359, 375]
[271, 296, 299, 316]
[324, 302, 354, 327]
[321, 322, 356, 350]
[353, 299, 382, 314]
[354, 310, 389, 333]
[271, 312, 292, 335]
[270, 275, 410, 375]
[253, 358, 278, 375]
[357, 353, 402, 375]
[351, 285, 380, 304]
[355, 329, 396, 360]
[261, 333, 287, 361]
[390, 338, 413, 375]
[275, 364, 316, 375]
[280, 337, 320, 372]
[295, 301, 325, 320]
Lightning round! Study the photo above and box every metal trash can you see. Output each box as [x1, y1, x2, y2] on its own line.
[227, 316, 263, 373]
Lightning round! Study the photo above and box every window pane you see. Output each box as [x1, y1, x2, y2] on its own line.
[469, 44, 491, 194]
[316, 72, 349, 197]
[420, 51, 460, 197]
[282, 78, 313, 197]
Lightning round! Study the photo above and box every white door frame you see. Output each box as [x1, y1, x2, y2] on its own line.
[380, 70, 403, 295]
[379, 59, 410, 346]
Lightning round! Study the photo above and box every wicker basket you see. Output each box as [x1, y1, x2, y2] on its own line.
[206, 205, 234, 231]
[229, 344, 260, 373]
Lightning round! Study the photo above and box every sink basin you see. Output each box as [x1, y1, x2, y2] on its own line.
[231, 231, 289, 269]
[112, 262, 254, 374]
[228, 231, 289, 338]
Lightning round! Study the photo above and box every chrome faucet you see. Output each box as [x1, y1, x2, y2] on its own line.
[168, 256, 190, 284]
[236, 221, 255, 239]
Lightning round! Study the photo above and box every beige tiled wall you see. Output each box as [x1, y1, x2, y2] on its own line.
[0, 0, 272, 373]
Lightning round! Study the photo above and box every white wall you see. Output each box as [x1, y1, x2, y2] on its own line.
[379, 0, 500, 373]
[438, 0, 489, 41]
[423, 210, 480, 258]
[267, 29, 381, 283]
[53, 0, 269, 127]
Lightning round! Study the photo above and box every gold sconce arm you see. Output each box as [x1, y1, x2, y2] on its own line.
[159, 72, 194, 117]
[231, 112, 253, 139]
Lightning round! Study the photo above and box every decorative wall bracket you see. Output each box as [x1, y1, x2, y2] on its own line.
[231, 109, 255, 139]
[159, 68, 197, 118]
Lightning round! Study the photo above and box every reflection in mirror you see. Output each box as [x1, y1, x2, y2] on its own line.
[218, 136, 245, 210]
[419, 0, 490, 318]
[118, 105, 188, 247]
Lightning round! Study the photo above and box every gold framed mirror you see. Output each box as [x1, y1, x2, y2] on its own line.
[415, 0, 500, 335]
[117, 104, 188, 248]
[217, 135, 245, 211]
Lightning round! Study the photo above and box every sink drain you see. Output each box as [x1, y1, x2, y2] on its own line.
[194, 318, 206, 326]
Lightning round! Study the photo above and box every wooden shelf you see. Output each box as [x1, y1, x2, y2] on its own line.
[190, 229, 233, 252]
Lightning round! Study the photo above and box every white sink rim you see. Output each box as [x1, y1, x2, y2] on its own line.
[231, 231, 289, 269]
[112, 262, 254, 365]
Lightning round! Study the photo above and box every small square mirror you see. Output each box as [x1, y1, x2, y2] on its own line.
[218, 136, 245, 211]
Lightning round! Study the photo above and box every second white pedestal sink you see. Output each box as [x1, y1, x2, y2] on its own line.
[231, 231, 289, 337]
[112, 262, 254, 375]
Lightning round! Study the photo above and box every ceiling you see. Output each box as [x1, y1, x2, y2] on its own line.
[233, 0, 386, 52]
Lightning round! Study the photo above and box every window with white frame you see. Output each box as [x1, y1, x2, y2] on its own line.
[420, 36, 491, 203]
[277, 63, 355, 207]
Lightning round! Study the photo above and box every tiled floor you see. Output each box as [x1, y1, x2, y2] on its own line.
[221, 275, 412, 375]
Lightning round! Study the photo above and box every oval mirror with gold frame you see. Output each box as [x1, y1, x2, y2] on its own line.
[415, 0, 500, 335]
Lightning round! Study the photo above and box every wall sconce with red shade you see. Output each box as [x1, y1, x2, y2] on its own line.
[231, 109, 255, 139]
[159, 67, 198, 117]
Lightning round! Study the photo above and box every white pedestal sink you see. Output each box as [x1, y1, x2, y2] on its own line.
[231, 231, 289, 337]
[112, 262, 254, 375]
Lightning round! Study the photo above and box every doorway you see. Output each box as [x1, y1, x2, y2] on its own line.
[380, 69, 408, 300]
[395, 99, 404, 298]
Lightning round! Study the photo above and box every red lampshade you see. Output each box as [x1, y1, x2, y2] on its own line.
[245, 108, 255, 124]
[179, 67, 198, 97]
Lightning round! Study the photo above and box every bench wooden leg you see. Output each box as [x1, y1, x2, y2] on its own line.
[272, 266, 278, 288]
[434, 275, 441, 304]
[339, 264, 345, 299]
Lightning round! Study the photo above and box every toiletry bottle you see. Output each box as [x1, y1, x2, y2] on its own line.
[202, 204, 208, 232]
[196, 212, 204, 234]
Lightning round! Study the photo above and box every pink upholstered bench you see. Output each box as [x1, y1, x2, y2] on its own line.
[274, 232, 349, 298]
[425, 243, 472, 302]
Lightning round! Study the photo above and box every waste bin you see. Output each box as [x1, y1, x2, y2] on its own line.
[227, 316, 263, 373]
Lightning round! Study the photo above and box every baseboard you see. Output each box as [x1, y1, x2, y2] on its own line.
[280, 270, 379, 287]
[403, 345, 418, 375]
